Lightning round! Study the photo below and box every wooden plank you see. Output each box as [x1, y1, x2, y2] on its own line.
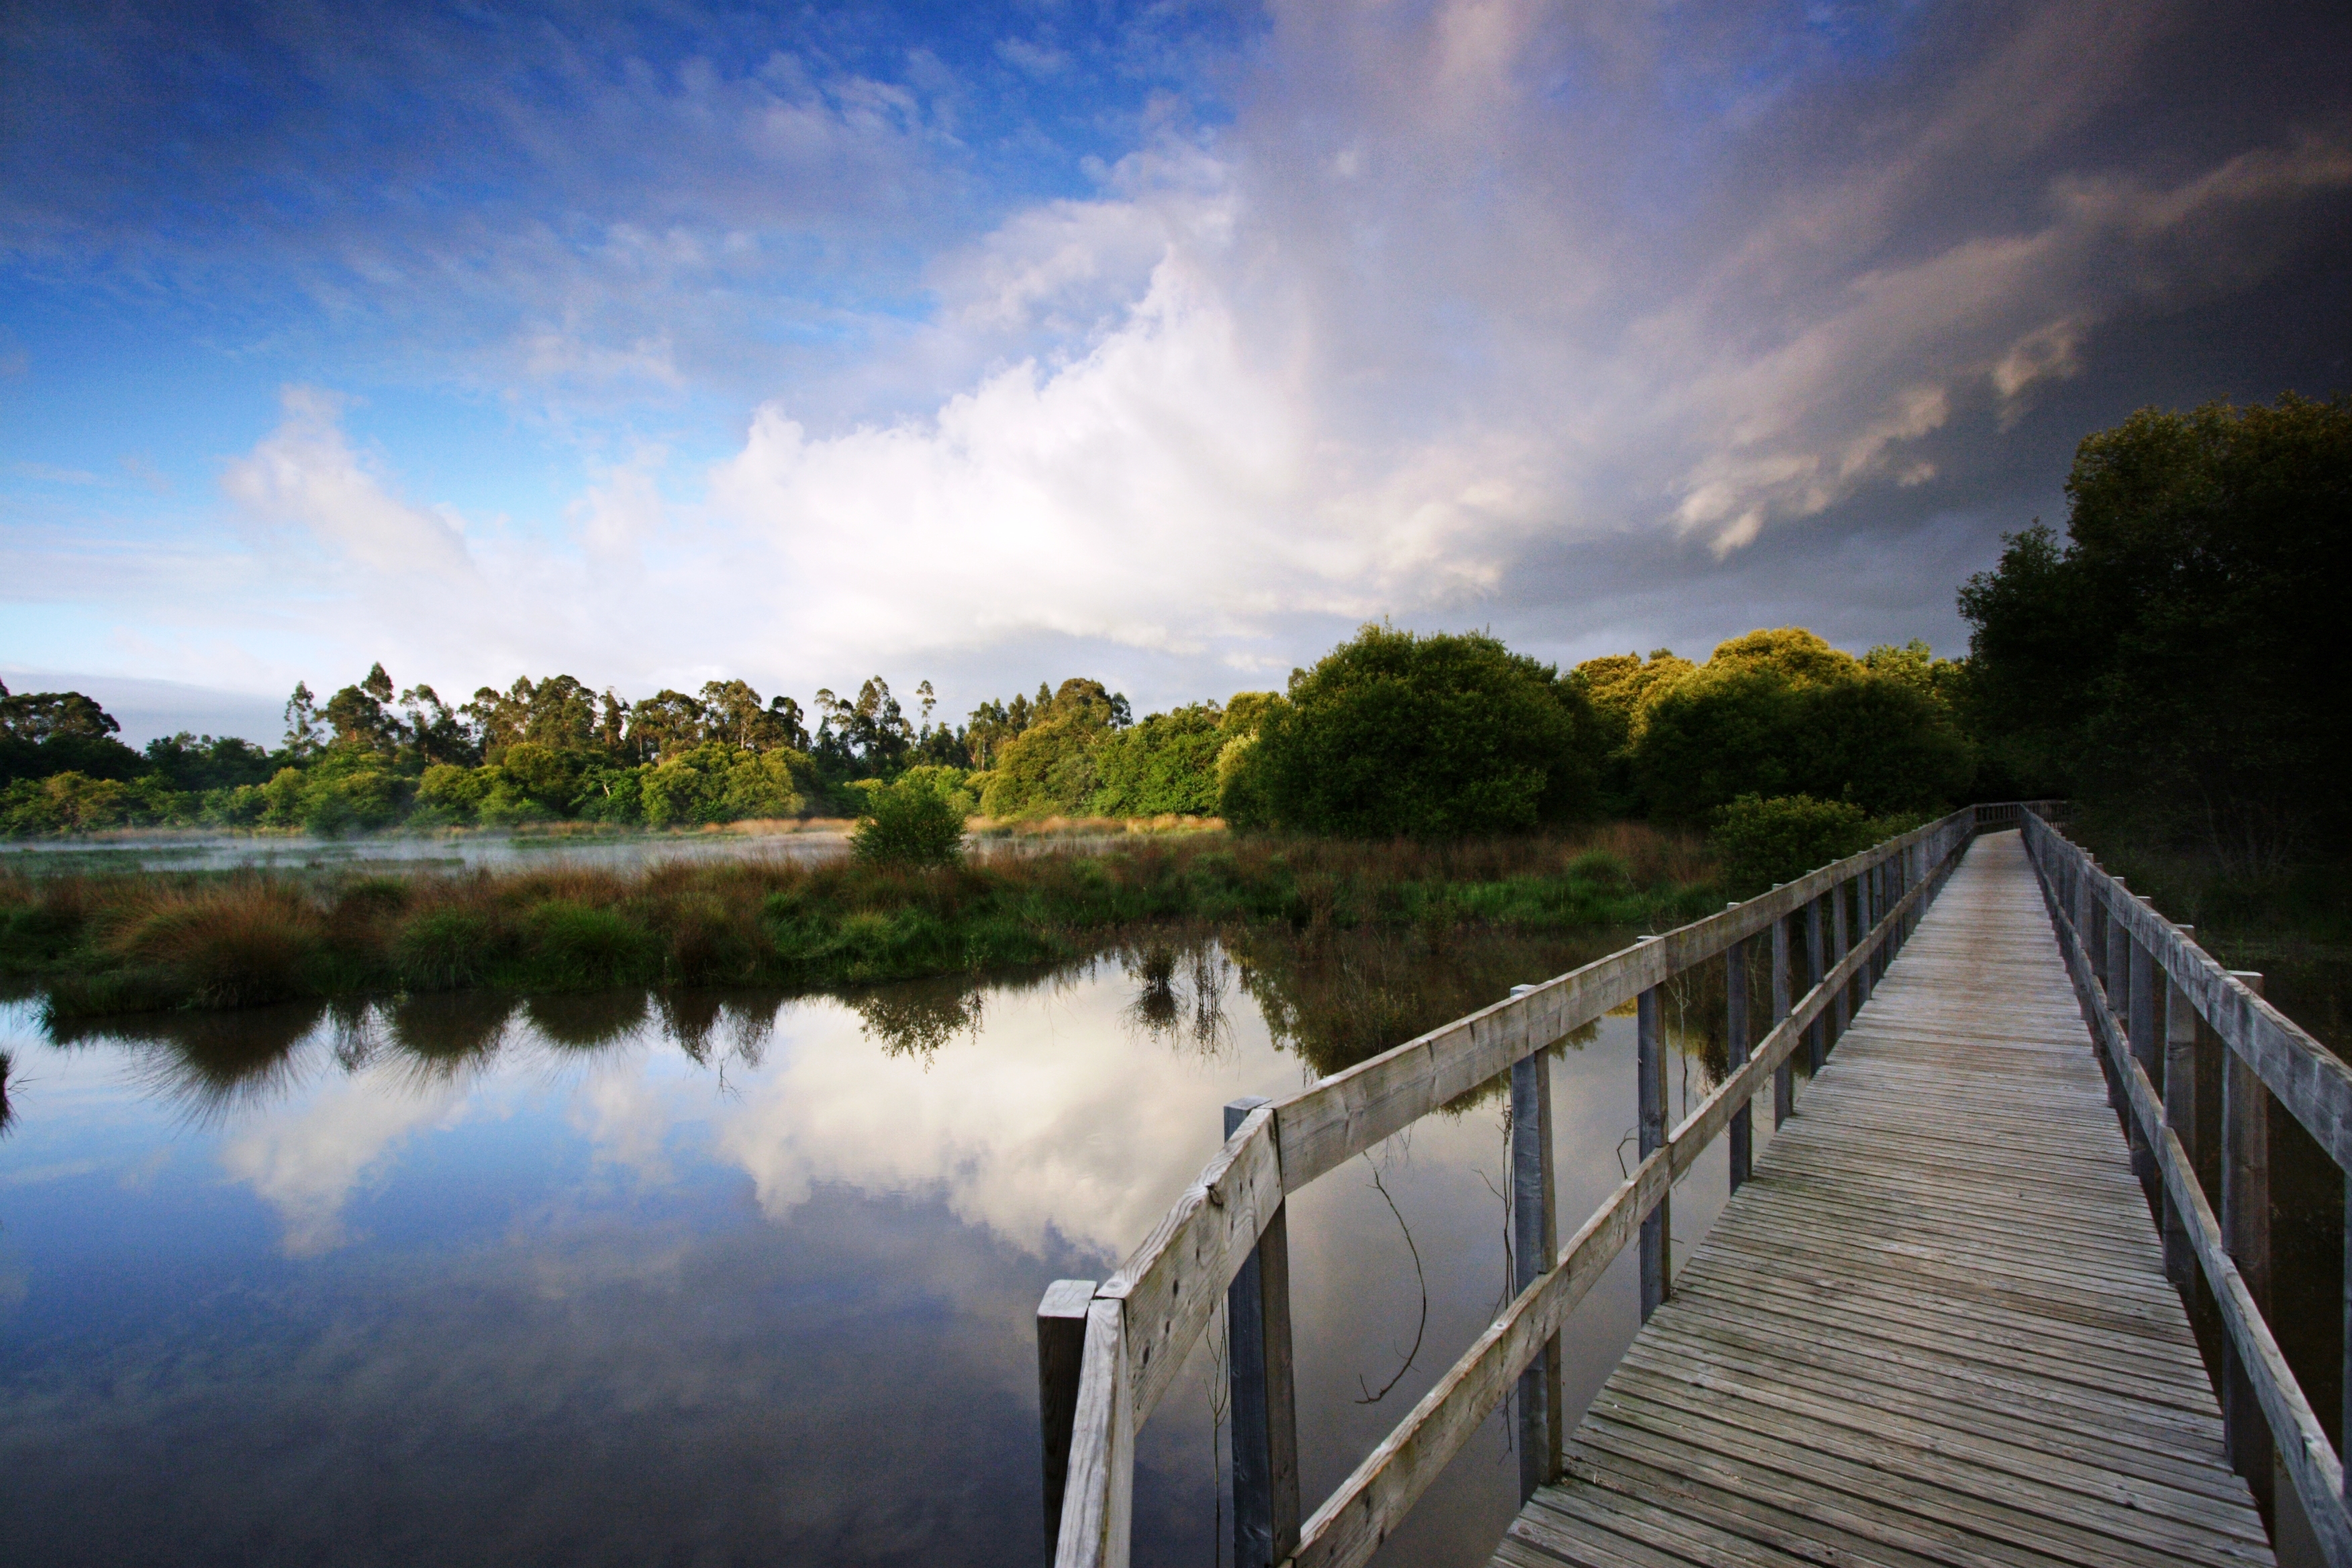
[1274, 816, 1973, 1189]
[1224, 1096, 1298, 1568]
[1287, 1150, 1672, 1568]
[1514, 1049, 1563, 1496]
[2026, 814, 2352, 1172]
[1039, 1278, 1099, 1546]
[1097, 1104, 1283, 1423]
[1638, 980, 1668, 1319]
[1487, 832, 2280, 1568]
[1053, 1299, 1132, 1568]
[2037, 842, 2350, 1564]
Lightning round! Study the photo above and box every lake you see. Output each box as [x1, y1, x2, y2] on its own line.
[0, 936, 1765, 1567]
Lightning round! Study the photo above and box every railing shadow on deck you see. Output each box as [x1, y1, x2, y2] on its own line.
[1036, 802, 2059, 1568]
[2021, 807, 2352, 1566]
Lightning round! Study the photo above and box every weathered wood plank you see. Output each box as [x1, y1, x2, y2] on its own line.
[1054, 1299, 1132, 1568]
[1097, 1104, 1282, 1423]
[1287, 1150, 1673, 1568]
[2026, 814, 2352, 1171]
[1275, 817, 1973, 1188]
[1490, 832, 2280, 1568]
[1038, 1277, 1099, 1545]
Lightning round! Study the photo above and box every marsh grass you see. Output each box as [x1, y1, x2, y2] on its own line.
[0, 824, 1722, 1018]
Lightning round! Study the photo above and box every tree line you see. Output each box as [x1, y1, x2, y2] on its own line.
[6, 393, 2339, 869]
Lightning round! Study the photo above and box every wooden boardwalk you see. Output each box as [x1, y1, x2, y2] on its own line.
[1494, 831, 2275, 1568]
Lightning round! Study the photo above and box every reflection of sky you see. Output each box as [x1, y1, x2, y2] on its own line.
[0, 967, 1765, 1567]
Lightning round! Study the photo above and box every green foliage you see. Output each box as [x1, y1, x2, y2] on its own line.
[852, 775, 969, 867]
[1631, 633, 1972, 822]
[1960, 394, 2352, 870]
[981, 714, 1104, 818]
[1244, 625, 1602, 838]
[1090, 705, 1224, 816]
[4, 824, 1728, 1014]
[393, 908, 498, 990]
[521, 901, 659, 987]
[1707, 795, 1875, 895]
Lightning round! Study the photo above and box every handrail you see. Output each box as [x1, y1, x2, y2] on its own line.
[1047, 803, 1988, 1568]
[2020, 808, 2352, 1566]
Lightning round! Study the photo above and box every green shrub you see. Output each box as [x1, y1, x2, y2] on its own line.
[520, 901, 657, 987]
[395, 908, 499, 991]
[852, 777, 967, 867]
[1708, 794, 1871, 895]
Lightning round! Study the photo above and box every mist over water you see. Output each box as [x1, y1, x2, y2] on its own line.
[0, 942, 1755, 1567]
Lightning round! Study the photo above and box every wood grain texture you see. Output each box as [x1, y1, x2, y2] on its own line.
[1493, 831, 2281, 1568]
[2027, 814, 2352, 1171]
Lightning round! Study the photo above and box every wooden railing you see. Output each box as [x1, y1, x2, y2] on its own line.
[1036, 803, 2036, 1568]
[2020, 808, 2352, 1566]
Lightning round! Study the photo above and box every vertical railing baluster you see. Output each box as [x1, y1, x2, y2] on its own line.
[1726, 922, 1752, 1192]
[1038, 1278, 1099, 1548]
[2126, 921, 2160, 1210]
[2162, 927, 2199, 1293]
[2221, 971, 2273, 1514]
[1510, 1048, 1561, 1496]
[1223, 1097, 1299, 1568]
[1771, 906, 1794, 1128]
[1829, 876, 1851, 1049]
[1637, 975, 1669, 1320]
[1805, 894, 1826, 1073]
[1869, 858, 1886, 989]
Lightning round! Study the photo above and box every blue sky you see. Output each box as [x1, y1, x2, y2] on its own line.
[3, 0, 2347, 742]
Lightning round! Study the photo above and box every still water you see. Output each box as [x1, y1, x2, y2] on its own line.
[0, 944, 1755, 1568]
[0, 825, 855, 879]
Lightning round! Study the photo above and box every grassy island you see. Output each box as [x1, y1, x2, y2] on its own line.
[0, 825, 1722, 1021]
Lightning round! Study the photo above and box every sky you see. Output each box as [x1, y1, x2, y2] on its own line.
[3, 0, 2348, 744]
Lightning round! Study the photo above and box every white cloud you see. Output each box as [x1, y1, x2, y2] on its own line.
[221, 387, 477, 580]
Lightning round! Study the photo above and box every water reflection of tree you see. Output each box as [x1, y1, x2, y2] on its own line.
[387, 992, 518, 1075]
[1225, 925, 1618, 1081]
[51, 1000, 328, 1120]
[1118, 941, 1235, 1061]
[659, 990, 779, 1070]
[522, 989, 649, 1048]
[851, 975, 986, 1061]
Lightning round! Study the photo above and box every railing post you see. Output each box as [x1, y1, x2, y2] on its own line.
[1726, 917, 1751, 1192]
[1771, 905, 1794, 1128]
[1867, 858, 1886, 989]
[1805, 893, 1826, 1073]
[2222, 971, 2273, 1514]
[1039, 1278, 1099, 1548]
[1637, 972, 1669, 1320]
[1828, 877, 1851, 1048]
[1510, 1049, 1561, 1496]
[2162, 927, 2200, 1293]
[2104, 881, 2132, 1014]
[1224, 1097, 1300, 1568]
[2126, 922, 2161, 1211]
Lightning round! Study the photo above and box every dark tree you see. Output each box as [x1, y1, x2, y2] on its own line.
[1959, 394, 2352, 869]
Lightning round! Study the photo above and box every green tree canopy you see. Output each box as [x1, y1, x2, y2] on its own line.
[1238, 625, 1602, 837]
[1630, 629, 1973, 822]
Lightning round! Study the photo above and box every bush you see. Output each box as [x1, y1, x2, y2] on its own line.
[1708, 795, 1872, 895]
[1245, 625, 1602, 838]
[521, 901, 657, 987]
[852, 777, 967, 867]
[395, 908, 499, 990]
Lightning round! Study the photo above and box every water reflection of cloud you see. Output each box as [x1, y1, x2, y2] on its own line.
[718, 977, 1297, 1261]
[569, 1052, 675, 1186]
[218, 1065, 469, 1257]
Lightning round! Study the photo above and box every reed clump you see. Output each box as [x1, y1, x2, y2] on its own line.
[0, 823, 1721, 1017]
